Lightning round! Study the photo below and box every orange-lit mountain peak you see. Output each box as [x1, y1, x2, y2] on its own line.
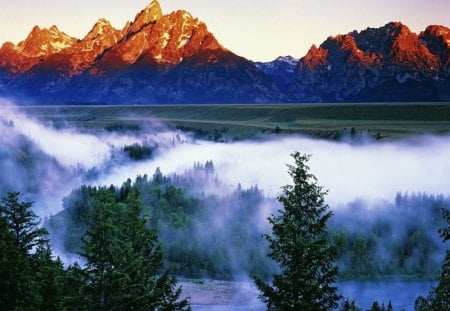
[89, 3, 227, 70]
[422, 25, 450, 41]
[84, 18, 116, 40]
[128, 0, 162, 34]
[1, 41, 18, 52]
[300, 44, 328, 70]
[387, 23, 440, 71]
[420, 25, 450, 67]
[16, 25, 76, 58]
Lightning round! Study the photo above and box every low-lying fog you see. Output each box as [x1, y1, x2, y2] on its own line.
[99, 134, 450, 207]
[1, 102, 449, 216]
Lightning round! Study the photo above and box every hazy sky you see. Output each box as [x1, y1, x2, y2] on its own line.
[0, 0, 449, 61]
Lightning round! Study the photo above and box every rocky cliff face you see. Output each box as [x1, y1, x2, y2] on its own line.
[288, 22, 450, 102]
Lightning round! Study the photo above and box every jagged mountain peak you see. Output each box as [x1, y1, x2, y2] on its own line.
[16, 25, 76, 57]
[1, 9, 449, 104]
[128, 0, 163, 34]
[84, 18, 116, 40]
[49, 25, 60, 33]
[300, 44, 329, 70]
[420, 25, 450, 67]
[90, 3, 225, 69]
[423, 25, 450, 37]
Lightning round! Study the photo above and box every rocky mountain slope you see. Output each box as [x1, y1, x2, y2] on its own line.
[254, 56, 299, 87]
[288, 22, 450, 102]
[0, 1, 449, 104]
[0, 1, 286, 104]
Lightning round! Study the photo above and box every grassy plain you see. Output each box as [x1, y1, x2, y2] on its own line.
[15, 103, 450, 140]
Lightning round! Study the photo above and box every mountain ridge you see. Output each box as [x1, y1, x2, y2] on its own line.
[0, 1, 449, 104]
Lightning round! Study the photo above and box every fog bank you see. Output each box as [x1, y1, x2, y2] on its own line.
[99, 135, 450, 207]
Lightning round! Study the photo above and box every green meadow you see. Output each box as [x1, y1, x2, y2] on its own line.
[16, 103, 450, 140]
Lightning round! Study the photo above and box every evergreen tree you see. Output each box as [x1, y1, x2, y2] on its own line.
[79, 188, 117, 310]
[109, 187, 188, 310]
[76, 187, 189, 310]
[1, 192, 48, 252]
[60, 262, 90, 311]
[253, 152, 340, 310]
[31, 245, 66, 311]
[415, 208, 449, 310]
[0, 192, 65, 310]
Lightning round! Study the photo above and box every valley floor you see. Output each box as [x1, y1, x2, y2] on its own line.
[14, 103, 450, 141]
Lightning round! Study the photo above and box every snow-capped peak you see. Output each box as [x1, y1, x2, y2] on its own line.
[275, 55, 299, 66]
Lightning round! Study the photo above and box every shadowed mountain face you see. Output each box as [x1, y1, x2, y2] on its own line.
[0, 1, 449, 104]
[254, 56, 299, 87]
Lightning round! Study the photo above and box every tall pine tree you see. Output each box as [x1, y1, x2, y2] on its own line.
[253, 153, 340, 310]
[0, 192, 65, 310]
[74, 187, 189, 310]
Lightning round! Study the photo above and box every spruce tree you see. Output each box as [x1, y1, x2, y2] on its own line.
[253, 152, 340, 310]
[0, 192, 65, 310]
[79, 188, 122, 310]
[76, 187, 189, 310]
[1, 192, 48, 252]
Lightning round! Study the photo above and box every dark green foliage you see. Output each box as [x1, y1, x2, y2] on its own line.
[66, 187, 189, 311]
[1, 192, 48, 252]
[0, 192, 65, 310]
[47, 163, 449, 281]
[0, 203, 18, 308]
[253, 153, 340, 310]
[123, 143, 153, 160]
[59, 263, 90, 310]
[48, 163, 275, 280]
[414, 208, 450, 311]
[330, 193, 448, 280]
[32, 245, 66, 311]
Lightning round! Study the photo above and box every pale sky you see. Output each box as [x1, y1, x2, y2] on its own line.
[0, 0, 449, 61]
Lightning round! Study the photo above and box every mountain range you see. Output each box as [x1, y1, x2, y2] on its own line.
[0, 0, 449, 104]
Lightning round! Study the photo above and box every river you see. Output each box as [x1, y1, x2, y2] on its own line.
[179, 279, 436, 311]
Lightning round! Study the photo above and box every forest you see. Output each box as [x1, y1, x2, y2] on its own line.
[1, 157, 448, 310]
[46, 162, 448, 281]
